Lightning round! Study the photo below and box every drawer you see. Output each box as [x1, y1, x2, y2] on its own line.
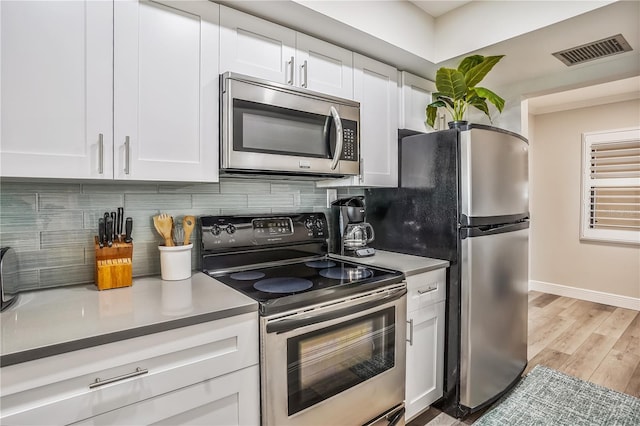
[0, 312, 258, 425]
[71, 365, 260, 426]
[406, 268, 446, 312]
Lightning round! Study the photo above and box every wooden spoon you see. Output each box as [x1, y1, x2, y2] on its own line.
[183, 215, 196, 246]
[153, 213, 174, 246]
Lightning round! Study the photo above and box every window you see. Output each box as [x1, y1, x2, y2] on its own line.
[581, 127, 640, 245]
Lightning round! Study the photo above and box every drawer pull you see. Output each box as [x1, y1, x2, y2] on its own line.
[89, 367, 148, 389]
[417, 286, 437, 295]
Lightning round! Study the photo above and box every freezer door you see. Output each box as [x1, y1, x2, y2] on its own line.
[460, 127, 528, 224]
[459, 223, 528, 409]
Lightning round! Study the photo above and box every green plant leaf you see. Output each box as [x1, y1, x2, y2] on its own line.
[464, 55, 504, 88]
[458, 55, 484, 75]
[474, 87, 505, 112]
[426, 105, 438, 128]
[433, 93, 455, 108]
[436, 68, 467, 100]
[467, 96, 490, 118]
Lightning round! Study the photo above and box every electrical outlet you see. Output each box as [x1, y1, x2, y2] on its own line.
[326, 189, 337, 208]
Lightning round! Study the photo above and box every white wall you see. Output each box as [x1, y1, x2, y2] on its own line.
[434, 0, 614, 62]
[293, 0, 435, 60]
[529, 99, 640, 302]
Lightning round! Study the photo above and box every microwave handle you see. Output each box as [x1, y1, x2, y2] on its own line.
[329, 106, 343, 170]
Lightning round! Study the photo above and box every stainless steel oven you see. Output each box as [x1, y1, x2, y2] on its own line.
[261, 283, 406, 426]
[220, 72, 360, 177]
[201, 213, 406, 426]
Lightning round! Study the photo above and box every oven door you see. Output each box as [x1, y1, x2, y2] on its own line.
[221, 72, 360, 177]
[260, 284, 407, 426]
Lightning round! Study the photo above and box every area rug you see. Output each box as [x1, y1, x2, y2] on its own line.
[474, 365, 640, 425]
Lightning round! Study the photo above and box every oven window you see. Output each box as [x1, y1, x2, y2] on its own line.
[233, 99, 332, 158]
[286, 307, 396, 416]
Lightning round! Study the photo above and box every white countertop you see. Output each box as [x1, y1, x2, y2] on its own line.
[331, 250, 449, 276]
[0, 272, 257, 367]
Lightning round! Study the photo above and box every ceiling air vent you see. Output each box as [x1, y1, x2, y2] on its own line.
[552, 34, 632, 66]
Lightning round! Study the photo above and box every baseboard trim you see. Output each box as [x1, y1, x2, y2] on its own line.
[529, 280, 640, 311]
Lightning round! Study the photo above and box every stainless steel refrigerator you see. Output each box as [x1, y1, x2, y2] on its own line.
[365, 124, 529, 418]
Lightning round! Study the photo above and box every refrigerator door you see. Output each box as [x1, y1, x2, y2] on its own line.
[460, 127, 528, 225]
[459, 222, 528, 410]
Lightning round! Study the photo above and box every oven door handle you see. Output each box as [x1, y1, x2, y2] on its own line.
[266, 287, 406, 334]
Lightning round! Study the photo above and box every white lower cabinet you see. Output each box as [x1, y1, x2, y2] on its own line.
[405, 269, 446, 421]
[72, 365, 259, 426]
[0, 313, 259, 426]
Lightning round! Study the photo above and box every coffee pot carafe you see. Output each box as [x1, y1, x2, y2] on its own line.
[330, 196, 376, 257]
[343, 223, 375, 249]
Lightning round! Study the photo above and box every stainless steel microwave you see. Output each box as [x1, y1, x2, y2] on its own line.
[220, 72, 360, 177]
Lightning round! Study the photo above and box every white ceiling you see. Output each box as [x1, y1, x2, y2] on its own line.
[409, 0, 471, 17]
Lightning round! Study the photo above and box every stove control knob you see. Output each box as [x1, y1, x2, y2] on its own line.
[305, 219, 314, 229]
[210, 225, 222, 236]
[226, 225, 236, 234]
[314, 219, 324, 230]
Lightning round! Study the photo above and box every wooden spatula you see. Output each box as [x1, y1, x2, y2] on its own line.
[183, 216, 196, 246]
[153, 213, 174, 246]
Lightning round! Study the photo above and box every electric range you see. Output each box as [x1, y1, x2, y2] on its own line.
[200, 212, 404, 316]
[200, 212, 407, 426]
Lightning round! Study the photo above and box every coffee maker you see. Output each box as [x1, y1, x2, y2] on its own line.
[330, 196, 376, 257]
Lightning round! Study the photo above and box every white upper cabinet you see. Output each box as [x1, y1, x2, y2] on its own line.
[317, 54, 398, 188]
[398, 71, 436, 133]
[219, 5, 353, 99]
[0, 0, 219, 182]
[219, 6, 296, 84]
[295, 33, 353, 99]
[114, 0, 219, 182]
[0, 0, 114, 179]
[355, 55, 398, 187]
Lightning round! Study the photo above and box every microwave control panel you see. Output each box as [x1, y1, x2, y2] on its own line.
[341, 122, 358, 161]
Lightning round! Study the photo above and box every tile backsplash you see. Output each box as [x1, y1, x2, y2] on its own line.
[0, 178, 362, 291]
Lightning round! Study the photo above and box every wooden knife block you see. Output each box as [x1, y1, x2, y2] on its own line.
[94, 237, 133, 291]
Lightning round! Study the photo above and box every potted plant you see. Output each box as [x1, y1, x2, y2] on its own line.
[426, 54, 505, 129]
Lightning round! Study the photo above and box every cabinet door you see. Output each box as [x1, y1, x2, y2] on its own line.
[114, 0, 219, 182]
[0, 0, 113, 179]
[219, 5, 296, 84]
[72, 365, 260, 426]
[354, 54, 398, 187]
[405, 301, 445, 421]
[398, 71, 435, 133]
[296, 33, 353, 99]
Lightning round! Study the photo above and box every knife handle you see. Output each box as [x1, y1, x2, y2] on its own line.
[117, 207, 124, 237]
[106, 218, 113, 247]
[110, 212, 116, 239]
[124, 217, 133, 243]
[98, 218, 105, 249]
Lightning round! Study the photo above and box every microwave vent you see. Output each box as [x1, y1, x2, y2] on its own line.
[552, 34, 632, 66]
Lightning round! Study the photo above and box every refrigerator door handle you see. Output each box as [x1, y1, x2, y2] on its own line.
[461, 221, 529, 239]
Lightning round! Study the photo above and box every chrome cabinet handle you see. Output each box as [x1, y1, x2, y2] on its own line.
[124, 136, 130, 175]
[98, 133, 104, 174]
[287, 56, 294, 85]
[407, 319, 414, 346]
[301, 59, 308, 88]
[329, 106, 343, 170]
[89, 367, 148, 389]
[417, 285, 437, 295]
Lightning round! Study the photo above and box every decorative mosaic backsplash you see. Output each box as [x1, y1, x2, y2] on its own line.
[0, 178, 362, 291]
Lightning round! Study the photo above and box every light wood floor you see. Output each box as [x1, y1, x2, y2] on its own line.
[409, 291, 640, 426]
